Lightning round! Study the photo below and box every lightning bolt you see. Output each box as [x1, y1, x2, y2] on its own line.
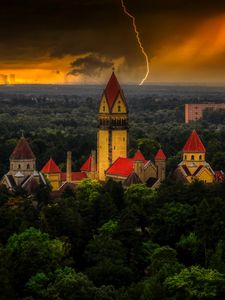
[121, 0, 149, 85]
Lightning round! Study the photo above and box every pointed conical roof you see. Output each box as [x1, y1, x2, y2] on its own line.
[104, 72, 125, 109]
[81, 155, 92, 171]
[183, 130, 206, 153]
[133, 150, 145, 161]
[155, 149, 166, 160]
[10, 136, 35, 160]
[41, 158, 62, 173]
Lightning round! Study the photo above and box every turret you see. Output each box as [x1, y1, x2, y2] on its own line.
[9, 135, 36, 177]
[155, 149, 166, 181]
[133, 150, 145, 182]
[183, 130, 206, 163]
[80, 150, 97, 179]
[41, 158, 62, 191]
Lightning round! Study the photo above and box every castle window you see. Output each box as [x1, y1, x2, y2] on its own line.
[199, 155, 202, 160]
[185, 155, 187, 160]
[114, 146, 116, 150]
[18, 164, 21, 170]
[191, 155, 194, 160]
[103, 106, 105, 112]
[118, 106, 121, 112]
[27, 164, 30, 169]
[123, 137, 125, 142]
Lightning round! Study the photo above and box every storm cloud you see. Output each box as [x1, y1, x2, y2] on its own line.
[1, 0, 225, 83]
[68, 54, 114, 77]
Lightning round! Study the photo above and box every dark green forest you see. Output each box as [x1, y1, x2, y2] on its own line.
[1, 85, 225, 299]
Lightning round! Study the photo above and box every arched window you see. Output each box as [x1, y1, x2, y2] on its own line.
[118, 106, 121, 112]
[199, 155, 202, 160]
[185, 155, 187, 160]
[27, 164, 30, 169]
[18, 164, 21, 170]
[191, 155, 194, 160]
[103, 106, 105, 112]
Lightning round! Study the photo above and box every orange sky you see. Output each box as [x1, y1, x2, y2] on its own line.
[1, 2, 225, 85]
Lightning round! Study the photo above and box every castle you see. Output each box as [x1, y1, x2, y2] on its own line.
[41, 71, 166, 191]
[1, 72, 224, 194]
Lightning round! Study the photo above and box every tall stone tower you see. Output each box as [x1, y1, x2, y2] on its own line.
[97, 72, 128, 181]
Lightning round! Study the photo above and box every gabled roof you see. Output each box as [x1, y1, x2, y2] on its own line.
[61, 172, 87, 182]
[133, 150, 145, 161]
[104, 72, 125, 109]
[123, 171, 143, 187]
[155, 149, 166, 160]
[41, 158, 62, 173]
[10, 136, 36, 160]
[181, 165, 191, 176]
[183, 130, 206, 153]
[106, 157, 135, 177]
[106, 155, 149, 178]
[192, 165, 204, 176]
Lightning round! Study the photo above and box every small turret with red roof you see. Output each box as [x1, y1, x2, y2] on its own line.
[155, 149, 166, 181]
[41, 158, 62, 174]
[155, 149, 166, 161]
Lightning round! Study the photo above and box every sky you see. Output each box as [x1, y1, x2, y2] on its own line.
[1, 0, 225, 84]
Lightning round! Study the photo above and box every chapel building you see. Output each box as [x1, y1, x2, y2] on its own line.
[175, 130, 224, 183]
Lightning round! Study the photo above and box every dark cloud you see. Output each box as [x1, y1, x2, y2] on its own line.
[1, 0, 225, 82]
[68, 54, 114, 77]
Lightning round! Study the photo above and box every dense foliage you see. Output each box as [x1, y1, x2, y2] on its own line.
[1, 179, 225, 299]
[0, 85, 225, 299]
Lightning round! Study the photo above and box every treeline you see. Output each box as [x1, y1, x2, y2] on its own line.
[1, 179, 225, 299]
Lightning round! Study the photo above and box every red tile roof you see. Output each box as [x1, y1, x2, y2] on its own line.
[80, 155, 92, 172]
[106, 157, 134, 177]
[106, 155, 149, 178]
[10, 136, 36, 160]
[133, 150, 145, 161]
[41, 158, 62, 173]
[81, 155, 92, 171]
[104, 72, 125, 109]
[183, 130, 206, 153]
[61, 172, 87, 181]
[155, 149, 166, 160]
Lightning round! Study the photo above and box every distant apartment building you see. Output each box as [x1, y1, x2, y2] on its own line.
[185, 103, 225, 124]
